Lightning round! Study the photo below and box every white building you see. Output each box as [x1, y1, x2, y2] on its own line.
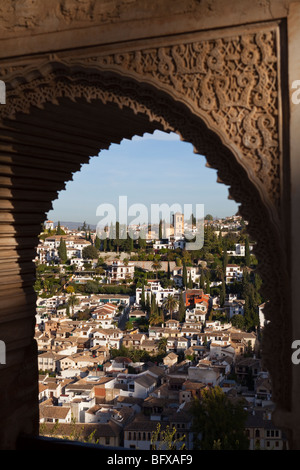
[258, 302, 269, 328]
[185, 305, 207, 324]
[225, 264, 243, 283]
[91, 303, 118, 329]
[106, 260, 135, 281]
[172, 266, 198, 287]
[227, 243, 253, 257]
[172, 212, 184, 238]
[136, 281, 179, 307]
[91, 328, 123, 349]
[227, 299, 245, 318]
[37, 235, 91, 262]
[44, 220, 54, 231]
[153, 240, 173, 250]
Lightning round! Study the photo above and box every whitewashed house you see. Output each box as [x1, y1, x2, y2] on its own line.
[106, 260, 134, 281]
[225, 264, 243, 283]
[91, 328, 123, 349]
[227, 243, 253, 257]
[136, 281, 179, 306]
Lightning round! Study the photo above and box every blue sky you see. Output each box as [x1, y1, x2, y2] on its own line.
[46, 130, 239, 227]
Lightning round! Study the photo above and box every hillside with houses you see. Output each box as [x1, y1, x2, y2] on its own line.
[34, 216, 288, 450]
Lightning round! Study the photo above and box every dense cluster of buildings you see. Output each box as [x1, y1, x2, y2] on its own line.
[35, 217, 285, 450]
[36, 284, 286, 450]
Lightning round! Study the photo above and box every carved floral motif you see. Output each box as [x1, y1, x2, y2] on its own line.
[0, 25, 281, 209]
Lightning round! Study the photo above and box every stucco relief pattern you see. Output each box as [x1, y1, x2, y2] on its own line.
[0, 25, 281, 212]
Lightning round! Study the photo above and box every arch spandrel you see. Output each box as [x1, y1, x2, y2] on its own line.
[1, 20, 283, 223]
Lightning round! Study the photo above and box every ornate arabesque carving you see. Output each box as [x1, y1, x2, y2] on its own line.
[70, 27, 281, 209]
[1, 24, 281, 211]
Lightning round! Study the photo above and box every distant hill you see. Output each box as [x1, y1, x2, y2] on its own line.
[53, 221, 97, 230]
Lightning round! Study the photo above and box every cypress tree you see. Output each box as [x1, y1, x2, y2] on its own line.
[58, 237, 67, 263]
[205, 272, 211, 295]
[245, 235, 250, 267]
[129, 236, 134, 253]
[95, 235, 101, 250]
[56, 221, 62, 235]
[141, 279, 146, 309]
[167, 261, 171, 279]
[222, 244, 228, 273]
[159, 219, 163, 240]
[188, 272, 193, 288]
[146, 293, 151, 314]
[220, 277, 226, 307]
[103, 237, 107, 252]
[178, 294, 186, 322]
[183, 261, 187, 288]
[116, 221, 120, 253]
[200, 270, 205, 289]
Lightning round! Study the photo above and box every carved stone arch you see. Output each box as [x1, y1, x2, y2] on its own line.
[0, 23, 291, 447]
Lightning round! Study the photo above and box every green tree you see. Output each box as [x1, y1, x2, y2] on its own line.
[145, 292, 151, 314]
[56, 221, 62, 235]
[163, 294, 178, 320]
[190, 213, 196, 228]
[85, 281, 99, 294]
[231, 314, 245, 330]
[58, 237, 67, 263]
[159, 219, 163, 240]
[222, 245, 228, 273]
[141, 279, 146, 310]
[82, 245, 99, 260]
[115, 221, 120, 253]
[188, 272, 193, 289]
[242, 270, 260, 331]
[167, 261, 171, 279]
[94, 235, 101, 250]
[157, 337, 167, 355]
[191, 386, 249, 450]
[199, 269, 205, 289]
[125, 321, 133, 330]
[219, 277, 226, 307]
[178, 294, 186, 322]
[204, 271, 211, 295]
[182, 260, 187, 288]
[151, 423, 186, 450]
[151, 259, 162, 280]
[245, 235, 250, 267]
[149, 295, 163, 325]
[138, 228, 147, 249]
[215, 265, 224, 282]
